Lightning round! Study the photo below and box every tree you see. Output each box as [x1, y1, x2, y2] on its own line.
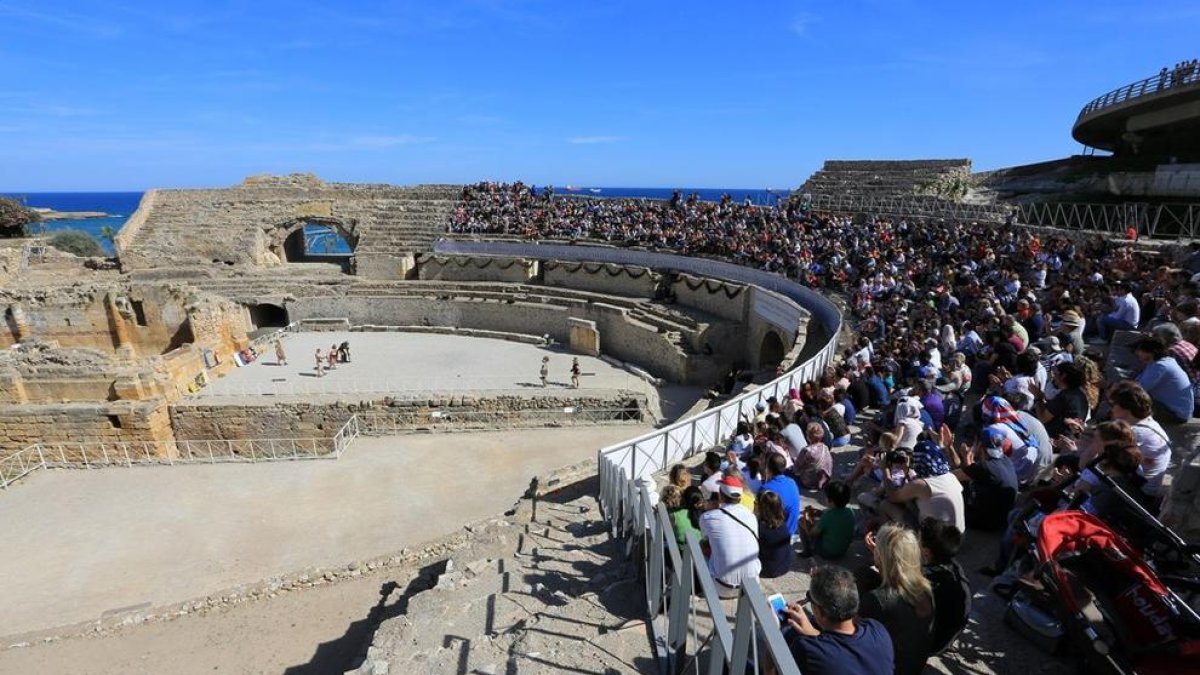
[47, 229, 103, 257]
[99, 225, 117, 250]
[0, 197, 39, 238]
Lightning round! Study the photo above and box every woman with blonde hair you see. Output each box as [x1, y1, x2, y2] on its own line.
[862, 523, 935, 675]
[668, 463, 691, 490]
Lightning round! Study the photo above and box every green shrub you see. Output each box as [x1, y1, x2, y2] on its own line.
[47, 229, 104, 257]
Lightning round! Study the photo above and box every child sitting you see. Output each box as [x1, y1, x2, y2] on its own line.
[799, 480, 856, 558]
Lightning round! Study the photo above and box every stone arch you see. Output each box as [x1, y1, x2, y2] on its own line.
[758, 330, 786, 369]
[266, 217, 359, 266]
[248, 303, 289, 330]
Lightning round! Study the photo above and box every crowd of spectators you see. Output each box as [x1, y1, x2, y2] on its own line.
[453, 182, 1199, 673]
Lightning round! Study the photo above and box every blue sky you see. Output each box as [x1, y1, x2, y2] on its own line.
[1, 0, 1198, 191]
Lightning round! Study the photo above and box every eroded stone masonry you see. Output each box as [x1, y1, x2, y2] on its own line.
[0, 174, 806, 464]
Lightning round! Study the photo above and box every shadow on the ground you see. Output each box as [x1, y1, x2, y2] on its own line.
[283, 561, 444, 674]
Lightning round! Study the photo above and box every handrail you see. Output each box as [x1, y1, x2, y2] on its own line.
[476, 241, 844, 672]
[1076, 61, 1200, 122]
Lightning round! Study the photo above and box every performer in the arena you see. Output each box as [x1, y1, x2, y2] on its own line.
[540, 356, 550, 387]
[315, 349, 326, 377]
[274, 339, 287, 366]
[571, 358, 581, 388]
[338, 341, 351, 363]
[327, 344, 339, 370]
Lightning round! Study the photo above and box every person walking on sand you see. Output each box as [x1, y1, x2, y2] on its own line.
[327, 344, 339, 370]
[540, 356, 550, 387]
[571, 358, 581, 388]
[275, 339, 287, 366]
[315, 349, 326, 377]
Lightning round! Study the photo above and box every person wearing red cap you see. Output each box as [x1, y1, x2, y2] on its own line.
[699, 475, 761, 598]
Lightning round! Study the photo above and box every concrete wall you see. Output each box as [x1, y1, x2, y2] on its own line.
[543, 261, 660, 298]
[418, 254, 537, 283]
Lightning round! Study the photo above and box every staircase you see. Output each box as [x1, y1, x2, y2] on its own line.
[349, 493, 651, 674]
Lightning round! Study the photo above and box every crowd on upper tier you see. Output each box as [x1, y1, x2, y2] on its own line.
[451, 181, 1200, 674]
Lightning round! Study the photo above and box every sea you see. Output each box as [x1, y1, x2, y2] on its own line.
[1, 187, 787, 256]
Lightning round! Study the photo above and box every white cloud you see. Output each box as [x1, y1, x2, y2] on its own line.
[568, 135, 626, 145]
[789, 12, 818, 37]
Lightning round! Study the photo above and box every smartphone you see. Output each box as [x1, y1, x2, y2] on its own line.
[767, 593, 788, 625]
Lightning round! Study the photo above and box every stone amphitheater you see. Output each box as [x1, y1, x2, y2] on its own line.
[1, 168, 1196, 675]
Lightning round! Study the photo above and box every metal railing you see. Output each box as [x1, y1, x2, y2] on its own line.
[806, 193, 1013, 221]
[488, 241, 846, 672]
[803, 192, 1200, 240]
[1077, 62, 1200, 121]
[0, 417, 365, 490]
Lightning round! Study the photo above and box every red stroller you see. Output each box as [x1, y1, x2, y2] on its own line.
[1013, 511, 1200, 674]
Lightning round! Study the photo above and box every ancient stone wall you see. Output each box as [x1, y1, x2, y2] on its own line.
[543, 261, 660, 298]
[287, 294, 710, 383]
[170, 392, 648, 447]
[417, 254, 537, 283]
[670, 274, 748, 323]
[0, 400, 174, 453]
[116, 175, 461, 276]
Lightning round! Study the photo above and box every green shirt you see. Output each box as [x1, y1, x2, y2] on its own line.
[816, 506, 856, 558]
[670, 508, 701, 547]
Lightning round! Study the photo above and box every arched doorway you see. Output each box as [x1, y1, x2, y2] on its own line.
[759, 330, 786, 369]
[269, 219, 357, 272]
[249, 303, 289, 330]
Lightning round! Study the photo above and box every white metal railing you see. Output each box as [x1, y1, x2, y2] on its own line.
[1076, 61, 1200, 121]
[0, 435, 345, 490]
[545, 240, 840, 673]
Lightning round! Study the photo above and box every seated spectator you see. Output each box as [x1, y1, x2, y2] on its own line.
[796, 422, 833, 490]
[1069, 422, 1152, 520]
[661, 484, 700, 547]
[699, 451, 724, 500]
[892, 397, 924, 450]
[979, 395, 1041, 485]
[1152, 322, 1199, 416]
[698, 476, 761, 598]
[799, 480, 855, 559]
[668, 463, 692, 491]
[818, 392, 852, 447]
[761, 453, 803, 536]
[780, 413, 809, 462]
[919, 519, 971, 654]
[948, 427, 1018, 531]
[780, 565, 895, 675]
[936, 352, 971, 395]
[1097, 282, 1141, 340]
[756, 490, 795, 578]
[1133, 336, 1193, 424]
[861, 523, 935, 675]
[912, 379, 945, 429]
[1032, 361, 1090, 439]
[835, 386, 857, 426]
[863, 366, 891, 409]
[724, 465, 757, 512]
[1107, 381, 1172, 500]
[883, 441, 965, 533]
[728, 421, 754, 458]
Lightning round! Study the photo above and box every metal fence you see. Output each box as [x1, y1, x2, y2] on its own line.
[596, 311, 838, 672]
[803, 193, 1200, 240]
[1076, 62, 1200, 121]
[0, 415, 363, 490]
[465, 241, 851, 672]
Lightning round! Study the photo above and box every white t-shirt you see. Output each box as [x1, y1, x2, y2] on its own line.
[917, 473, 966, 534]
[1132, 418, 1171, 496]
[699, 504, 761, 588]
[896, 418, 924, 449]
